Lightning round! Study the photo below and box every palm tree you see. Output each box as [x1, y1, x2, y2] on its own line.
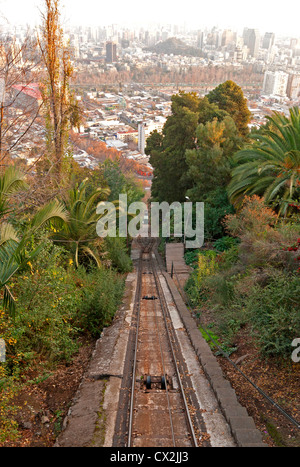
[51, 179, 111, 268]
[0, 166, 28, 218]
[0, 166, 68, 315]
[228, 107, 300, 215]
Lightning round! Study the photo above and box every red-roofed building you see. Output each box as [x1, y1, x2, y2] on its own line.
[116, 128, 138, 142]
[11, 83, 43, 110]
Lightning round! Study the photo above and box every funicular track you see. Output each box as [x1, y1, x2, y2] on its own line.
[113, 238, 205, 448]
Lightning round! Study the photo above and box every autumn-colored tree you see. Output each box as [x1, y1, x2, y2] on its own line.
[224, 195, 278, 237]
[171, 90, 200, 114]
[38, 0, 79, 184]
[207, 80, 251, 138]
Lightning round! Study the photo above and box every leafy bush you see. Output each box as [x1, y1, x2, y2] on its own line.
[2, 237, 126, 366]
[74, 266, 124, 337]
[203, 188, 235, 240]
[11, 242, 81, 363]
[104, 236, 133, 273]
[213, 236, 239, 252]
[184, 270, 203, 306]
[224, 195, 278, 237]
[246, 271, 300, 359]
[184, 249, 200, 267]
[184, 250, 220, 305]
[0, 367, 20, 443]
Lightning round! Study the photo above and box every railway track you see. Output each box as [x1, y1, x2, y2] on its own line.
[113, 238, 207, 448]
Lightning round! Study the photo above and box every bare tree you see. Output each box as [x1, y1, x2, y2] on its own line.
[0, 32, 42, 170]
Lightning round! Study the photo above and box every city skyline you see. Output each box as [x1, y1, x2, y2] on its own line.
[0, 0, 300, 37]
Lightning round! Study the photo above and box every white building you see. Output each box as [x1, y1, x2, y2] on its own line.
[287, 73, 300, 100]
[138, 123, 146, 155]
[263, 71, 289, 97]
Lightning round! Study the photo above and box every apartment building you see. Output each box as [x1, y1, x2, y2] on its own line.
[263, 70, 289, 97]
[286, 73, 300, 100]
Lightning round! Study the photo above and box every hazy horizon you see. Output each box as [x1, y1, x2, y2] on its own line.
[0, 0, 299, 38]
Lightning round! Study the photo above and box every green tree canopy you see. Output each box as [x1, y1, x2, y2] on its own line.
[186, 116, 242, 201]
[197, 96, 229, 125]
[146, 91, 199, 203]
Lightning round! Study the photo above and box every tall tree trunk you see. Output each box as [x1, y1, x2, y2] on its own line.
[39, 0, 73, 185]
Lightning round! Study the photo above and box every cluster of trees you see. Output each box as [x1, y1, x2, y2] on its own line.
[146, 81, 250, 239]
[0, 0, 145, 312]
[146, 81, 300, 239]
[74, 63, 263, 88]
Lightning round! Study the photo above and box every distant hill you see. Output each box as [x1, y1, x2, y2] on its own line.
[146, 37, 204, 57]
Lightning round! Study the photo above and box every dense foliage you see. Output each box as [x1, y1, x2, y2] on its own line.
[0, 155, 143, 442]
[146, 83, 300, 366]
[0, 0, 147, 443]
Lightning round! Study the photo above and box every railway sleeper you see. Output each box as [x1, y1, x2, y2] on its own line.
[142, 374, 172, 390]
[142, 295, 158, 300]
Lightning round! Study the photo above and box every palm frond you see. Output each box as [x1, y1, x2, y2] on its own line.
[3, 285, 16, 318]
[229, 108, 300, 213]
[0, 223, 19, 246]
[28, 199, 68, 234]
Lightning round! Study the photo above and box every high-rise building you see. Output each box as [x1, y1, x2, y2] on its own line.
[138, 123, 146, 155]
[248, 29, 260, 58]
[243, 28, 260, 57]
[234, 46, 245, 62]
[262, 32, 275, 50]
[106, 41, 117, 63]
[221, 29, 236, 47]
[197, 31, 204, 49]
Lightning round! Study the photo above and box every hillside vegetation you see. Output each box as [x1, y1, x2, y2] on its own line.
[146, 84, 300, 446]
[146, 37, 205, 57]
[0, 0, 144, 445]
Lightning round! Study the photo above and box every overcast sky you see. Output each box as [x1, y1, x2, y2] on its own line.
[1, 0, 299, 37]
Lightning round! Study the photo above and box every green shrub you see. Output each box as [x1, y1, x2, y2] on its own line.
[214, 236, 239, 252]
[74, 266, 125, 338]
[246, 271, 300, 359]
[184, 249, 200, 267]
[204, 273, 236, 308]
[104, 236, 133, 273]
[12, 242, 81, 363]
[184, 270, 203, 306]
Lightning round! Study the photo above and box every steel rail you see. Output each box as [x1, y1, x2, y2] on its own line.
[150, 252, 199, 447]
[127, 240, 198, 447]
[149, 260, 177, 447]
[127, 250, 143, 447]
[128, 249, 176, 446]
